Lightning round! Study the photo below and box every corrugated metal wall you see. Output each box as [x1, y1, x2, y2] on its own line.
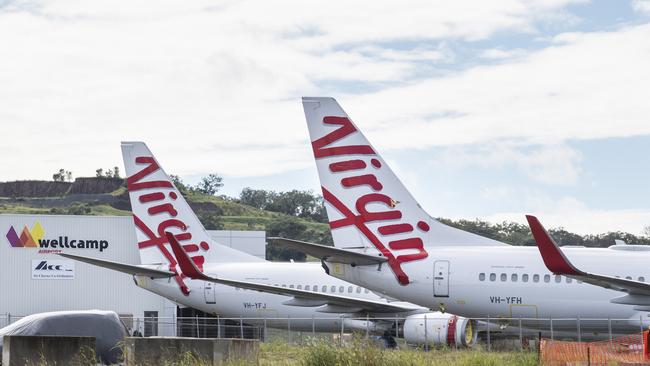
[0, 214, 266, 326]
[0, 214, 171, 321]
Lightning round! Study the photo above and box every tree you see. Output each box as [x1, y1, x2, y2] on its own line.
[53, 168, 73, 182]
[643, 226, 650, 238]
[194, 174, 224, 196]
[96, 167, 121, 178]
[238, 188, 328, 223]
[266, 218, 308, 261]
[239, 188, 270, 209]
[169, 174, 190, 195]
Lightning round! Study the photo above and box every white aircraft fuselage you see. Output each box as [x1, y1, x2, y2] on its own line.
[328, 245, 650, 334]
[299, 97, 650, 337]
[135, 261, 411, 332]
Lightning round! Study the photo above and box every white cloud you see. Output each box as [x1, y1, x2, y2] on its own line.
[0, 0, 590, 180]
[476, 191, 649, 236]
[483, 206, 650, 236]
[437, 143, 582, 185]
[345, 23, 650, 151]
[480, 48, 527, 60]
[632, 0, 650, 14]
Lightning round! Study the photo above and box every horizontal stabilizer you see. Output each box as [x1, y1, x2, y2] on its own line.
[268, 237, 387, 266]
[59, 253, 175, 278]
[527, 215, 650, 299]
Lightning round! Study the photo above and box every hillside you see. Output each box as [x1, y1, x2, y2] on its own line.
[2, 179, 648, 255]
[0, 178, 331, 261]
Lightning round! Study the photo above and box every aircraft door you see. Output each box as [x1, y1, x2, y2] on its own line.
[204, 283, 216, 304]
[433, 260, 449, 297]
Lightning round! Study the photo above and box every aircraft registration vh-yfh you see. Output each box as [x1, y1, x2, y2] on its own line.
[59, 141, 477, 347]
[272, 96, 650, 338]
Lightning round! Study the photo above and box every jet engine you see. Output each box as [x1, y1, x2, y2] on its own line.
[403, 313, 477, 347]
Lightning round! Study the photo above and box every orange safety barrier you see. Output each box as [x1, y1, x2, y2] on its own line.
[540, 330, 650, 365]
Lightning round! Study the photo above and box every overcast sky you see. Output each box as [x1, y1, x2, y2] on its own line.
[1, 0, 649, 235]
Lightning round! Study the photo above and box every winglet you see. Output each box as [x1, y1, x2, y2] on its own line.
[526, 215, 582, 276]
[165, 232, 212, 281]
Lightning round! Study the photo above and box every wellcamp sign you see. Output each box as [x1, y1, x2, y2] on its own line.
[6, 221, 110, 253]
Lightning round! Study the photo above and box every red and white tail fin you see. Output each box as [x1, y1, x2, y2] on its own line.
[121, 142, 262, 269]
[302, 97, 503, 279]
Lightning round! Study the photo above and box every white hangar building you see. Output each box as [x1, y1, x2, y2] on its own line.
[0, 214, 266, 336]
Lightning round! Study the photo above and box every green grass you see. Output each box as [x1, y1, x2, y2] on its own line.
[0, 204, 52, 214]
[254, 339, 539, 366]
[85, 204, 131, 216]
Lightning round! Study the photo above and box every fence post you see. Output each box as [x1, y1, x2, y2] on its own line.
[487, 315, 491, 352]
[195, 316, 199, 338]
[366, 314, 370, 340]
[217, 316, 221, 338]
[550, 316, 554, 341]
[240, 316, 244, 339]
[577, 317, 581, 343]
[263, 318, 267, 342]
[288, 316, 291, 344]
[587, 346, 591, 366]
[395, 314, 399, 339]
[519, 317, 523, 352]
[424, 314, 428, 352]
[641, 315, 644, 334]
[340, 319, 344, 347]
[608, 317, 612, 343]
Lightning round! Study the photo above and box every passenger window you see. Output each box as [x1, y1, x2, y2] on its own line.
[489, 273, 496, 281]
[626, 276, 632, 280]
[339, 286, 344, 293]
[566, 277, 572, 283]
[364, 289, 369, 294]
[297, 285, 302, 289]
[640, 277, 645, 282]
[500, 273, 507, 282]
[522, 274, 528, 282]
[289, 285, 295, 288]
[348, 286, 353, 293]
[511, 274, 518, 282]
[282, 284, 287, 287]
[356, 287, 361, 294]
[322, 285, 327, 292]
[313, 285, 317, 291]
[544, 275, 550, 283]
[554, 275, 561, 283]
[479, 273, 486, 281]
[533, 274, 539, 283]
[331, 286, 336, 293]
[305, 285, 310, 291]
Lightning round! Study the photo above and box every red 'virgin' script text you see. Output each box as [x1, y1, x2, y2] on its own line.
[313, 116, 429, 285]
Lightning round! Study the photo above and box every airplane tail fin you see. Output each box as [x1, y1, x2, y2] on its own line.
[302, 97, 502, 252]
[121, 142, 262, 268]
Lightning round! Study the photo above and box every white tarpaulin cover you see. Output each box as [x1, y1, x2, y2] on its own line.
[0, 310, 128, 364]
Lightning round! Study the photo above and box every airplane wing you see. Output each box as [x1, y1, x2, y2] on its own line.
[527, 215, 650, 297]
[267, 237, 387, 266]
[165, 232, 418, 314]
[59, 253, 176, 278]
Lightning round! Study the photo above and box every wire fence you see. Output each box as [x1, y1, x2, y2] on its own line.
[1, 313, 649, 350]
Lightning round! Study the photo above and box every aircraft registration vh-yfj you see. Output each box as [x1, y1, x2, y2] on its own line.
[59, 141, 477, 347]
[273, 97, 650, 338]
